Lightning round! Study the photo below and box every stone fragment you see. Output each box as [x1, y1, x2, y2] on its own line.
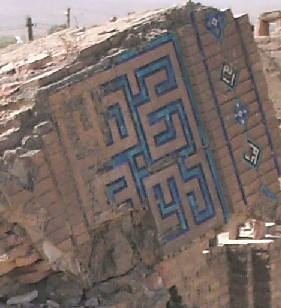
[253, 220, 266, 239]
[6, 290, 38, 305]
[260, 11, 281, 22]
[26, 54, 52, 70]
[145, 272, 163, 291]
[84, 297, 99, 307]
[46, 300, 60, 308]
[103, 291, 134, 308]
[47, 273, 83, 306]
[0, 63, 15, 75]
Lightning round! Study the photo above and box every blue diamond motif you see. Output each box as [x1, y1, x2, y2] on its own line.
[205, 11, 226, 42]
[234, 101, 249, 126]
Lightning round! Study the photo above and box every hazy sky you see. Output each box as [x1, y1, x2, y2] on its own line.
[0, 0, 280, 37]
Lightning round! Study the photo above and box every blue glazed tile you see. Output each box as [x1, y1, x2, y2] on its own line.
[205, 10, 226, 42]
[96, 34, 229, 245]
[220, 60, 239, 89]
[234, 100, 249, 126]
[242, 137, 262, 170]
[190, 11, 247, 206]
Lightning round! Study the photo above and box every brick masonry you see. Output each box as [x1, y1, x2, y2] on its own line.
[0, 3, 281, 294]
[155, 241, 230, 308]
[46, 8, 281, 255]
[226, 239, 281, 308]
[49, 33, 228, 255]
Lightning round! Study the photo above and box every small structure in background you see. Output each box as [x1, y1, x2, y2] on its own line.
[255, 10, 281, 36]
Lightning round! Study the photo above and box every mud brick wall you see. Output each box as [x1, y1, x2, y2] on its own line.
[1, 3, 281, 287]
[0, 219, 52, 285]
[252, 247, 271, 308]
[268, 240, 281, 307]
[226, 241, 281, 308]
[227, 245, 254, 307]
[155, 241, 230, 308]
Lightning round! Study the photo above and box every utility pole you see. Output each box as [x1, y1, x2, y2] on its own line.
[65, 8, 71, 28]
[26, 16, 34, 41]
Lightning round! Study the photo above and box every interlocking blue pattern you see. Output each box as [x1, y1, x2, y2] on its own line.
[106, 177, 133, 207]
[153, 177, 189, 242]
[105, 104, 129, 146]
[98, 34, 229, 245]
[148, 100, 194, 148]
[181, 164, 215, 225]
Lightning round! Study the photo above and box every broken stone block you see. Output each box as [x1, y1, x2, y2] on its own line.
[145, 272, 164, 291]
[46, 273, 83, 306]
[6, 290, 38, 305]
[26, 54, 52, 70]
[84, 297, 99, 307]
[46, 300, 60, 308]
[103, 291, 134, 308]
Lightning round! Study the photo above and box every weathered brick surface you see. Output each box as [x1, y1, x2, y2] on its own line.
[224, 239, 281, 308]
[0, 219, 52, 282]
[0, 2, 280, 298]
[155, 242, 230, 307]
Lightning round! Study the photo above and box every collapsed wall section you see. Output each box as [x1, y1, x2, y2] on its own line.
[226, 239, 281, 308]
[0, 3, 281, 287]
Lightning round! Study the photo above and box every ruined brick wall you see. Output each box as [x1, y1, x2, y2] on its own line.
[1, 3, 281, 296]
[268, 239, 281, 307]
[227, 245, 255, 307]
[255, 11, 281, 37]
[156, 241, 230, 307]
[225, 240, 281, 308]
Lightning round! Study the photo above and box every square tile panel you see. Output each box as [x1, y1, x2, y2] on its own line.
[50, 34, 229, 254]
[92, 34, 228, 254]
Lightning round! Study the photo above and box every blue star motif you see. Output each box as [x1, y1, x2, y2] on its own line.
[205, 11, 226, 42]
[233, 101, 249, 126]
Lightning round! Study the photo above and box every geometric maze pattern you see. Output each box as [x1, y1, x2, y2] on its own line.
[95, 34, 228, 252]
